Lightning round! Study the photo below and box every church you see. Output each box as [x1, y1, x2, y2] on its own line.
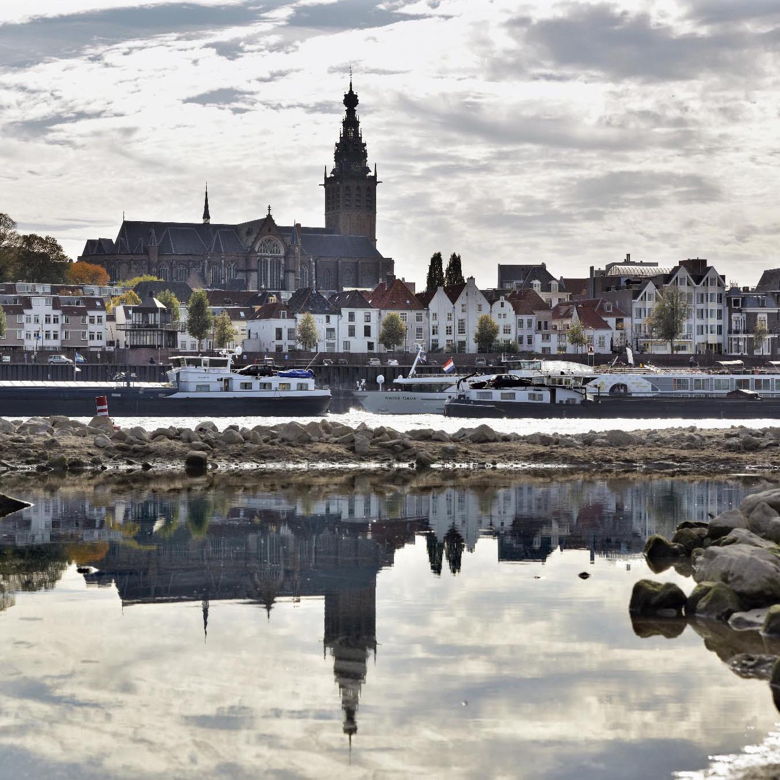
[79, 80, 394, 292]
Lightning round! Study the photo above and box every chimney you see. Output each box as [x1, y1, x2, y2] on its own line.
[626, 253, 630, 262]
[385, 272, 395, 286]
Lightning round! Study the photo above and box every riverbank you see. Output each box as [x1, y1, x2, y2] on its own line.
[1, 415, 779, 475]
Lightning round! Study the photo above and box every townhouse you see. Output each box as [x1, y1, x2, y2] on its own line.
[368, 277, 426, 352]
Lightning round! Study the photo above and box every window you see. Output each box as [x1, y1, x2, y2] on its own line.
[275, 328, 283, 340]
[432, 325, 439, 336]
[445, 325, 452, 336]
[416, 312, 423, 322]
[44, 314, 51, 324]
[400, 313, 408, 322]
[457, 319, 465, 335]
[348, 311, 355, 322]
[363, 325, 371, 337]
[296, 383, 309, 391]
[89, 316, 95, 325]
[326, 328, 335, 339]
[287, 328, 296, 340]
[348, 325, 355, 337]
[432, 313, 438, 321]
[364, 312, 371, 323]
[343, 341, 350, 351]
[461, 304, 466, 313]
[446, 312, 452, 321]
[240, 382, 252, 390]
[416, 327, 423, 339]
[733, 298, 742, 308]
[503, 325, 511, 335]
[325, 315, 331, 324]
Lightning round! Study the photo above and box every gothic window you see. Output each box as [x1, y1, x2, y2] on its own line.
[176, 265, 187, 282]
[159, 266, 168, 281]
[227, 263, 236, 280]
[258, 238, 283, 255]
[210, 266, 222, 286]
[323, 269, 333, 289]
[343, 186, 352, 208]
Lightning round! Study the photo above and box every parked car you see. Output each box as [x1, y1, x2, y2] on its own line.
[337, 358, 349, 365]
[321, 358, 333, 366]
[47, 354, 73, 364]
[475, 357, 487, 367]
[386, 358, 399, 366]
[367, 358, 382, 366]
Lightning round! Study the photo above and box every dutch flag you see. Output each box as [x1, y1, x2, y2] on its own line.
[442, 357, 455, 374]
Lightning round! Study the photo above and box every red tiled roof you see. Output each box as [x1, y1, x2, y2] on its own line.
[575, 306, 611, 330]
[507, 289, 549, 314]
[369, 279, 423, 310]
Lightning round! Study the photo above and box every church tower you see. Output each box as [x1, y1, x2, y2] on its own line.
[324, 78, 379, 241]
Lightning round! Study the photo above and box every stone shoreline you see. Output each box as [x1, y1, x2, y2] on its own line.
[0, 415, 779, 475]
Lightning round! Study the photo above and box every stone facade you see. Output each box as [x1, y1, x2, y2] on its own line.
[79, 82, 393, 293]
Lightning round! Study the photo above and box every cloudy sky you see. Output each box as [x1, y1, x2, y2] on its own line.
[1, 0, 779, 287]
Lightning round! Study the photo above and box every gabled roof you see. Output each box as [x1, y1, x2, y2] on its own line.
[286, 287, 337, 315]
[575, 306, 611, 331]
[113, 221, 246, 256]
[251, 301, 294, 320]
[134, 281, 194, 302]
[507, 288, 549, 315]
[329, 289, 374, 309]
[369, 278, 423, 310]
[443, 283, 465, 303]
[572, 297, 629, 319]
[756, 269, 780, 292]
[206, 289, 266, 307]
[561, 277, 589, 297]
[415, 290, 436, 307]
[497, 263, 557, 291]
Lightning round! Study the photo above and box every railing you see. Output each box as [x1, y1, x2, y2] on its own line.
[117, 323, 179, 331]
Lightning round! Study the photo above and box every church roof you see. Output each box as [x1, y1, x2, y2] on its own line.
[113, 221, 246, 256]
[284, 229, 383, 260]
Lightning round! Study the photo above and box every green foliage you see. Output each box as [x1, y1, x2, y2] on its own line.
[0, 304, 6, 339]
[296, 312, 319, 351]
[567, 320, 587, 352]
[156, 289, 181, 322]
[444, 252, 465, 287]
[187, 289, 214, 349]
[117, 274, 161, 288]
[379, 312, 407, 350]
[474, 314, 499, 352]
[648, 287, 690, 352]
[213, 311, 238, 348]
[753, 319, 770, 353]
[426, 251, 444, 292]
[0, 213, 19, 282]
[0, 223, 69, 283]
[106, 290, 141, 313]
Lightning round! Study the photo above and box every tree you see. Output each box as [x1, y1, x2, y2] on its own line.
[13, 233, 69, 283]
[753, 319, 770, 355]
[117, 274, 161, 288]
[474, 314, 499, 352]
[0, 304, 6, 339]
[156, 289, 181, 323]
[444, 252, 465, 287]
[426, 252, 444, 292]
[647, 287, 690, 353]
[213, 311, 237, 349]
[567, 320, 587, 353]
[379, 312, 407, 351]
[187, 289, 213, 351]
[296, 312, 319, 350]
[106, 290, 141, 313]
[0, 213, 19, 282]
[66, 261, 109, 286]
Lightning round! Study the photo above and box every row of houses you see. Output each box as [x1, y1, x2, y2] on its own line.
[2, 256, 780, 357]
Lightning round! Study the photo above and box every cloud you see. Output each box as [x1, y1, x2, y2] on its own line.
[4, 110, 114, 140]
[684, 0, 780, 26]
[183, 87, 254, 108]
[286, 0, 429, 30]
[501, 4, 772, 82]
[569, 170, 723, 210]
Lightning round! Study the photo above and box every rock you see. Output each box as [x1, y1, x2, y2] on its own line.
[333, 432, 355, 446]
[221, 428, 245, 445]
[17, 421, 53, 436]
[770, 657, 780, 688]
[693, 544, 780, 606]
[629, 579, 686, 617]
[110, 429, 129, 442]
[88, 415, 114, 430]
[643, 534, 686, 572]
[93, 434, 112, 448]
[708, 508, 748, 540]
[353, 434, 371, 456]
[277, 422, 313, 445]
[604, 429, 638, 446]
[465, 424, 500, 444]
[713, 528, 779, 550]
[671, 526, 709, 554]
[408, 428, 434, 441]
[686, 582, 716, 616]
[695, 583, 743, 621]
[151, 427, 171, 439]
[188, 442, 211, 452]
[440, 444, 458, 460]
[729, 608, 770, 632]
[184, 450, 208, 475]
[629, 616, 686, 639]
[578, 572, 590, 579]
[179, 428, 199, 443]
[747, 501, 780, 543]
[195, 421, 218, 434]
[728, 654, 777, 680]
[525, 432, 554, 446]
[762, 605, 780, 637]
[740, 488, 780, 517]
[0, 419, 15, 434]
[0, 493, 30, 518]
[740, 434, 762, 452]
[415, 451, 436, 470]
[431, 430, 451, 443]
[127, 426, 150, 442]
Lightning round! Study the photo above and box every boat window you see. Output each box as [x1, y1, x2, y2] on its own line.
[714, 378, 731, 391]
[240, 382, 252, 390]
[296, 383, 309, 391]
[736, 378, 750, 390]
[500, 392, 515, 400]
[673, 378, 690, 391]
[259, 382, 273, 390]
[774, 379, 780, 391]
[477, 391, 492, 400]
[692, 378, 711, 391]
[279, 382, 291, 391]
[755, 378, 771, 391]
[186, 358, 202, 367]
[195, 384, 210, 392]
[529, 392, 545, 401]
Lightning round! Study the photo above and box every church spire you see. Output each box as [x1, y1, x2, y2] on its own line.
[202, 184, 210, 224]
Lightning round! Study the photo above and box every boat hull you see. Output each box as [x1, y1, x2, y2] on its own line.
[444, 396, 780, 419]
[352, 391, 454, 414]
[0, 385, 331, 417]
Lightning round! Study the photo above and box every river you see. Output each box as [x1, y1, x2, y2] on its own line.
[1, 472, 778, 778]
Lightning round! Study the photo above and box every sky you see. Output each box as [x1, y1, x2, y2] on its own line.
[1, 0, 779, 288]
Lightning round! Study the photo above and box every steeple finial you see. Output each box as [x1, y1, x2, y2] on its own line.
[202, 184, 210, 224]
[267, 204, 272, 217]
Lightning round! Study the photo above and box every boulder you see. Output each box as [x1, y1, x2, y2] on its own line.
[127, 426, 150, 442]
[629, 579, 686, 617]
[195, 421, 218, 434]
[762, 605, 780, 637]
[184, 450, 208, 475]
[740, 434, 762, 452]
[221, 428, 245, 445]
[525, 432, 555, 446]
[0, 419, 16, 434]
[694, 583, 743, 621]
[93, 434, 112, 448]
[713, 528, 779, 550]
[440, 444, 458, 460]
[277, 422, 313, 445]
[770, 657, 780, 688]
[693, 544, 780, 606]
[110, 429, 129, 442]
[671, 526, 709, 554]
[408, 428, 435, 441]
[747, 501, 780, 543]
[686, 582, 717, 616]
[17, 421, 53, 436]
[708, 508, 748, 540]
[415, 451, 436, 470]
[728, 608, 770, 632]
[431, 430, 451, 442]
[740, 488, 780, 517]
[179, 428, 199, 444]
[465, 425, 500, 444]
[353, 434, 370, 456]
[643, 534, 686, 572]
[88, 415, 114, 430]
[605, 429, 638, 446]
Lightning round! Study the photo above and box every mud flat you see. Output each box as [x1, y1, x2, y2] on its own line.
[0, 415, 779, 476]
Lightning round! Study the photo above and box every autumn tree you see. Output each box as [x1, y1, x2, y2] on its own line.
[647, 287, 690, 353]
[106, 290, 141, 313]
[444, 252, 465, 287]
[426, 252, 444, 292]
[156, 289, 181, 323]
[187, 290, 213, 351]
[296, 312, 319, 350]
[753, 319, 770, 355]
[566, 320, 587, 353]
[379, 312, 407, 351]
[213, 311, 237, 349]
[474, 314, 499, 352]
[66, 261, 109, 286]
[117, 274, 161, 288]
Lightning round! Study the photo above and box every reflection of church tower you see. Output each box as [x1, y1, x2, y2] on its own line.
[323, 587, 377, 740]
[323, 77, 379, 241]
